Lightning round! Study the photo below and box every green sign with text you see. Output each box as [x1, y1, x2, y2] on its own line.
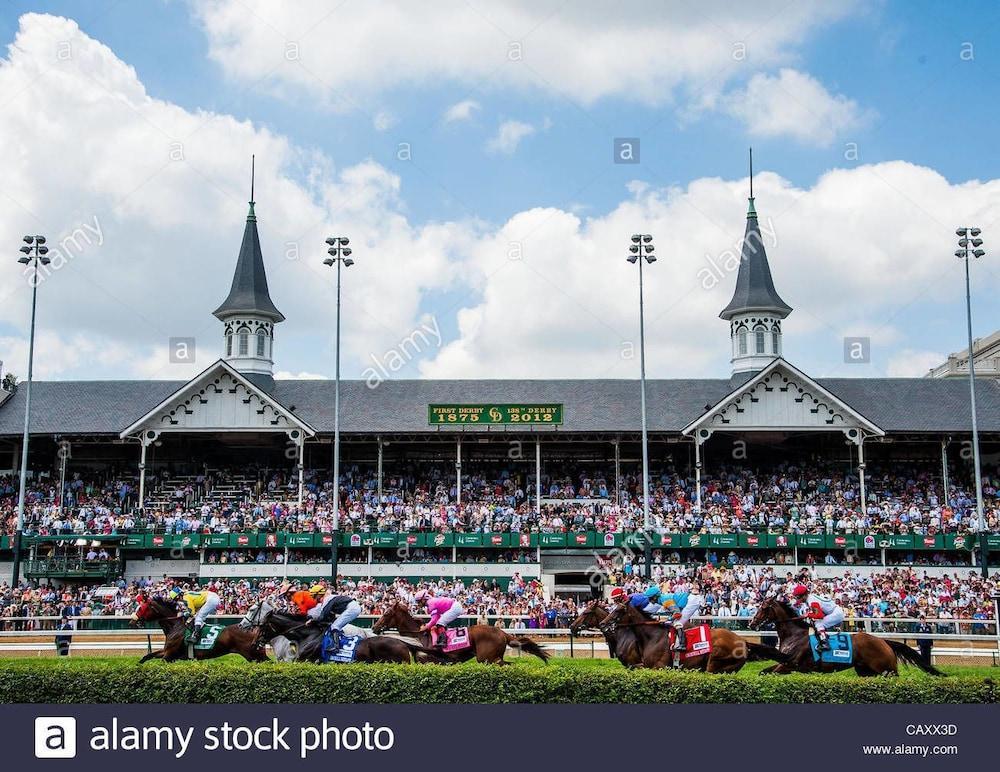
[428, 403, 564, 425]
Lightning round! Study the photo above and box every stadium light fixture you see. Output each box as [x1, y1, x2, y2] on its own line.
[955, 226, 988, 577]
[626, 233, 655, 578]
[11, 233, 49, 586]
[321, 235, 355, 585]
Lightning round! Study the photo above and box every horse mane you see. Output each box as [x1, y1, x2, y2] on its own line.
[770, 597, 809, 628]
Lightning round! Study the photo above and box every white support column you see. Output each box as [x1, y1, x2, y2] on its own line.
[138, 432, 156, 513]
[535, 437, 542, 515]
[857, 434, 867, 517]
[456, 439, 462, 509]
[296, 435, 305, 507]
[377, 435, 384, 505]
[614, 439, 621, 507]
[694, 436, 703, 513]
[941, 438, 950, 507]
[138, 440, 147, 513]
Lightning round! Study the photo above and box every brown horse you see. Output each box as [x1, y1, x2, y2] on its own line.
[256, 603, 448, 664]
[749, 597, 944, 677]
[600, 601, 787, 672]
[131, 595, 267, 663]
[569, 600, 642, 667]
[372, 601, 550, 664]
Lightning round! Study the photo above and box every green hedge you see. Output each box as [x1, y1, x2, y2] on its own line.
[0, 660, 994, 704]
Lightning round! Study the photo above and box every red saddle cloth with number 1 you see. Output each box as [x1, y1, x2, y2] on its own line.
[671, 624, 713, 659]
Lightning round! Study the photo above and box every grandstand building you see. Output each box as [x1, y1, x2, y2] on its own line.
[1, 185, 999, 588]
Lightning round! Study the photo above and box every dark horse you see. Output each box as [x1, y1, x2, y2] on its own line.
[256, 602, 447, 664]
[372, 601, 550, 664]
[131, 595, 268, 663]
[600, 601, 788, 672]
[749, 596, 944, 676]
[569, 600, 642, 667]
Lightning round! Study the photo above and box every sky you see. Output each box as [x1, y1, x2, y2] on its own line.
[0, 1, 999, 385]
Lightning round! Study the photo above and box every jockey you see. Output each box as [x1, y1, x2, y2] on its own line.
[609, 586, 664, 616]
[414, 589, 464, 649]
[791, 584, 844, 651]
[670, 581, 705, 652]
[169, 586, 220, 642]
[285, 583, 319, 616]
[306, 585, 362, 647]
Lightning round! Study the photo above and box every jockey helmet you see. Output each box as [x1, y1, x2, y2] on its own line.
[609, 587, 628, 603]
[308, 584, 326, 597]
[413, 589, 429, 602]
[168, 587, 182, 600]
[792, 584, 809, 598]
[643, 585, 661, 600]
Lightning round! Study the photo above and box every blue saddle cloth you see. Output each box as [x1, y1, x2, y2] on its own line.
[321, 631, 361, 664]
[809, 631, 852, 664]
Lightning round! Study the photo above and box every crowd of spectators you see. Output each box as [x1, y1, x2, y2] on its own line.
[3, 458, 999, 539]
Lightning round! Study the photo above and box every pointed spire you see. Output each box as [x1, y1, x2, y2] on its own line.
[213, 158, 284, 323]
[247, 154, 256, 222]
[719, 152, 791, 321]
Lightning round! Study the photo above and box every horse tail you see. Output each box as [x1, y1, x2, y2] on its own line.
[744, 642, 790, 664]
[506, 634, 551, 663]
[401, 641, 453, 664]
[885, 639, 945, 676]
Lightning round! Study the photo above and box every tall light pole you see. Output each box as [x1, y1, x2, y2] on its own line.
[323, 236, 353, 585]
[954, 227, 988, 576]
[627, 234, 656, 580]
[12, 235, 50, 586]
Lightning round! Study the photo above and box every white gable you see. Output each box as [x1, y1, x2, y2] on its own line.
[683, 359, 883, 437]
[120, 360, 314, 437]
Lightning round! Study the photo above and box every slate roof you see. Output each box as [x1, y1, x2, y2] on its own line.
[719, 198, 792, 320]
[1, 376, 998, 437]
[212, 203, 285, 323]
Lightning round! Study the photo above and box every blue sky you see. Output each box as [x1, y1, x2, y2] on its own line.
[0, 1, 998, 383]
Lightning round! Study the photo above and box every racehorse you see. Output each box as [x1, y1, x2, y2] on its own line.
[253, 601, 447, 664]
[372, 601, 550, 664]
[748, 596, 944, 676]
[600, 601, 787, 672]
[131, 595, 267, 663]
[569, 600, 642, 667]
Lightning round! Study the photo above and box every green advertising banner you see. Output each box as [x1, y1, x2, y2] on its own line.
[203, 534, 229, 548]
[454, 533, 483, 548]
[285, 533, 313, 548]
[425, 532, 455, 548]
[360, 533, 398, 548]
[123, 534, 146, 548]
[798, 534, 826, 548]
[538, 533, 567, 548]
[0, 536, 7, 550]
[767, 534, 796, 548]
[428, 403, 564, 425]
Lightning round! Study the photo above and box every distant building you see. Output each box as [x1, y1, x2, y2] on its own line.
[926, 330, 1000, 379]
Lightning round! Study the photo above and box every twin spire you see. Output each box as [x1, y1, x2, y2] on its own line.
[719, 148, 791, 322]
[212, 155, 284, 323]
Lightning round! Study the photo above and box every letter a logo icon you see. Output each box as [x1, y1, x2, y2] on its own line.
[34, 717, 77, 758]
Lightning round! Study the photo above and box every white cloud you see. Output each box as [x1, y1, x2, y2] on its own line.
[486, 119, 535, 154]
[419, 163, 1000, 379]
[887, 350, 946, 377]
[3, 14, 997, 389]
[190, 0, 861, 107]
[0, 14, 472, 381]
[722, 68, 870, 146]
[443, 99, 480, 123]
